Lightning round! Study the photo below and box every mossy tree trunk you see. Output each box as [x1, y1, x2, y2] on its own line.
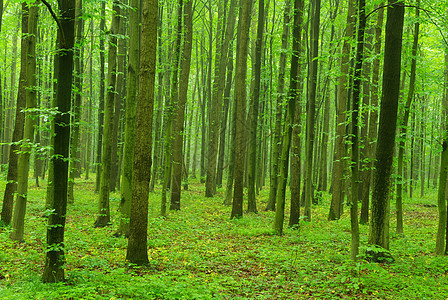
[231, 0, 252, 219]
[126, 0, 157, 265]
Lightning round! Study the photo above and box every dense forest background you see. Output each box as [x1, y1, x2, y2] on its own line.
[1, 0, 448, 297]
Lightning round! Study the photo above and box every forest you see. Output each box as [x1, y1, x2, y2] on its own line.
[1, 0, 448, 298]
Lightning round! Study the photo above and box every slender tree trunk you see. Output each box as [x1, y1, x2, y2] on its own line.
[126, 0, 157, 265]
[68, 0, 84, 203]
[329, 0, 356, 220]
[303, 0, 320, 221]
[42, 0, 75, 283]
[265, 0, 290, 211]
[360, 3, 384, 224]
[1, 4, 27, 226]
[368, 0, 405, 251]
[205, 0, 237, 197]
[349, 0, 366, 260]
[247, 0, 265, 213]
[170, 0, 193, 210]
[273, 0, 303, 234]
[110, 8, 126, 192]
[94, 0, 121, 227]
[11, 3, 38, 242]
[396, 0, 419, 235]
[116, 0, 140, 237]
[216, 45, 234, 188]
[95, 1, 106, 193]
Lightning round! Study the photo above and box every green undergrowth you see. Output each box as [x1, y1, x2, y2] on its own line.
[1, 176, 447, 299]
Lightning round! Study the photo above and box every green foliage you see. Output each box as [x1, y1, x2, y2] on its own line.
[0, 177, 448, 299]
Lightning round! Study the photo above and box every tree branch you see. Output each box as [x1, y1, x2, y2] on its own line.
[40, 0, 66, 47]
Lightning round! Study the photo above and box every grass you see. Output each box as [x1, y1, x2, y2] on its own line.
[1, 176, 447, 299]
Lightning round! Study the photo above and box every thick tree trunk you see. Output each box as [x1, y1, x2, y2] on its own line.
[231, 0, 252, 219]
[368, 0, 405, 251]
[42, 0, 75, 283]
[126, 0, 157, 265]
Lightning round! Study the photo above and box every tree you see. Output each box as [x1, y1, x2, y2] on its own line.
[170, 0, 193, 209]
[435, 52, 448, 255]
[349, 0, 366, 260]
[205, 0, 237, 197]
[273, 0, 303, 234]
[231, 0, 252, 219]
[116, 0, 140, 237]
[95, 0, 121, 228]
[67, 0, 84, 204]
[265, 0, 290, 212]
[126, 0, 158, 265]
[10, 2, 38, 242]
[247, 0, 266, 213]
[329, 0, 356, 221]
[303, 0, 321, 221]
[396, 0, 420, 235]
[1, 3, 28, 226]
[368, 0, 405, 251]
[42, 0, 75, 283]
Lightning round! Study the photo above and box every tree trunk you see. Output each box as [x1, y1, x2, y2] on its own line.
[205, 0, 237, 197]
[303, 0, 320, 221]
[360, 3, 384, 225]
[329, 0, 356, 220]
[116, 0, 140, 237]
[273, 0, 303, 234]
[95, 0, 106, 193]
[170, 0, 193, 210]
[1, 4, 27, 226]
[67, 0, 84, 204]
[94, 0, 121, 228]
[349, 0, 366, 260]
[247, 0, 265, 213]
[42, 0, 75, 283]
[265, 0, 290, 211]
[11, 3, 38, 242]
[126, 0, 157, 265]
[396, 0, 419, 235]
[231, 0, 252, 219]
[368, 0, 405, 251]
[435, 53, 448, 255]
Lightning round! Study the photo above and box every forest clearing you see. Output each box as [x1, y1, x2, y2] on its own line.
[1, 178, 447, 299]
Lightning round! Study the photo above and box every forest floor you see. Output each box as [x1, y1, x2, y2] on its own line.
[0, 177, 447, 299]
